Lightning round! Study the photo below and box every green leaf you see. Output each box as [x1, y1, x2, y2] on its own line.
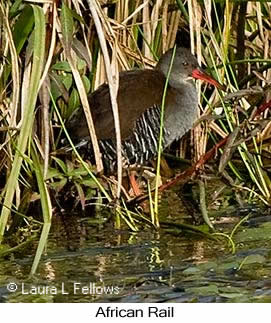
[61, 3, 73, 51]
[67, 88, 80, 117]
[9, 0, 24, 18]
[51, 156, 68, 174]
[66, 159, 74, 174]
[82, 75, 91, 93]
[63, 74, 73, 90]
[12, 5, 34, 53]
[77, 58, 87, 71]
[65, 6, 84, 25]
[81, 179, 98, 189]
[85, 188, 96, 199]
[50, 178, 67, 192]
[49, 72, 70, 101]
[68, 167, 88, 177]
[46, 167, 64, 180]
[52, 61, 72, 72]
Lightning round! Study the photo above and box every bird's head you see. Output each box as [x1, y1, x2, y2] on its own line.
[156, 47, 224, 90]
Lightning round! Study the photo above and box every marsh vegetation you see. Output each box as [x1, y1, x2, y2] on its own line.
[0, 0, 271, 274]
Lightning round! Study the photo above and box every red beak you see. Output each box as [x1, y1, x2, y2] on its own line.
[192, 69, 225, 91]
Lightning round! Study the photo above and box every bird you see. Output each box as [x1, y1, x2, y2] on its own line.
[66, 47, 222, 172]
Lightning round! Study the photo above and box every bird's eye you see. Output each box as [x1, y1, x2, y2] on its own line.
[183, 61, 188, 66]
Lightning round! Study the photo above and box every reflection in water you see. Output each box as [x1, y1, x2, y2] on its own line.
[1, 211, 271, 302]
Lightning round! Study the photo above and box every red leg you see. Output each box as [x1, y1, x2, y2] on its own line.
[129, 171, 141, 196]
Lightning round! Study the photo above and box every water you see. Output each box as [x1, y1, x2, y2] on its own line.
[1, 205, 271, 303]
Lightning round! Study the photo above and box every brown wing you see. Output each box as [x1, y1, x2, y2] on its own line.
[67, 69, 167, 141]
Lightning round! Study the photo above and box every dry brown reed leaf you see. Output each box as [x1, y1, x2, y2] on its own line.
[38, 3, 56, 92]
[95, 51, 106, 89]
[161, 2, 168, 53]
[37, 3, 57, 180]
[187, 0, 195, 54]
[258, 121, 271, 144]
[204, 0, 212, 28]
[189, 0, 206, 161]
[151, 0, 163, 41]
[167, 9, 180, 49]
[256, 2, 264, 42]
[142, 2, 152, 58]
[40, 77, 50, 179]
[57, 3, 104, 173]
[121, 1, 148, 26]
[208, 121, 228, 139]
[88, 0, 122, 195]
[194, 0, 202, 64]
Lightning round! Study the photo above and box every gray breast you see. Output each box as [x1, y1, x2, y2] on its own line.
[163, 83, 198, 147]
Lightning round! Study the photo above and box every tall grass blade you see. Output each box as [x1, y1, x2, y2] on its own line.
[0, 5, 45, 242]
[30, 143, 52, 276]
[154, 46, 176, 226]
